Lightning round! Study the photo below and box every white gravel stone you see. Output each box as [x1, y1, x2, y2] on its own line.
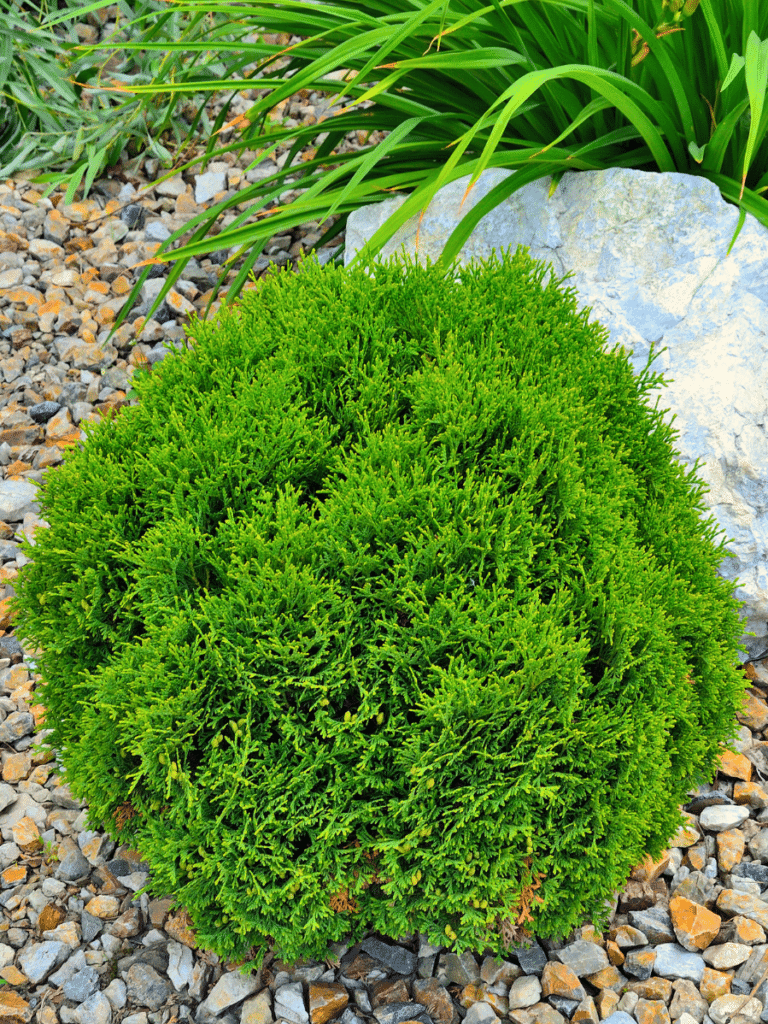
[464, 1004, 500, 1024]
[699, 805, 751, 831]
[508, 975, 542, 1009]
[145, 220, 171, 241]
[709, 995, 762, 1024]
[154, 175, 187, 197]
[195, 169, 228, 203]
[702, 942, 753, 969]
[0, 268, 22, 288]
[274, 981, 309, 1024]
[199, 970, 260, 1014]
[167, 940, 195, 991]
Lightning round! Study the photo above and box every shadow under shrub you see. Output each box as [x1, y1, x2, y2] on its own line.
[15, 246, 748, 969]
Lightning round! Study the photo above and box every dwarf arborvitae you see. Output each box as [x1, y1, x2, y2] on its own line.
[15, 245, 749, 969]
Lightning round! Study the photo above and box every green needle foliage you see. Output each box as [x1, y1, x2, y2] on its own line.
[15, 246, 749, 968]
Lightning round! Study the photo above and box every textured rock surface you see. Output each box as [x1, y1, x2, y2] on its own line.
[669, 896, 721, 952]
[345, 166, 768, 662]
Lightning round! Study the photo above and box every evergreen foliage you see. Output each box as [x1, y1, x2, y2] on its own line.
[15, 246, 749, 969]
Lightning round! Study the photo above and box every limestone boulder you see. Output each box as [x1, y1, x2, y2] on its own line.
[345, 167, 768, 662]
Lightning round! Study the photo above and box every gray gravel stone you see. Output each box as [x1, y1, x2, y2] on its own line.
[442, 949, 481, 985]
[549, 996, 581, 1019]
[464, 1004, 499, 1024]
[653, 943, 706, 982]
[555, 940, 609, 977]
[63, 965, 101, 1002]
[18, 940, 70, 983]
[733, 863, 768, 884]
[0, 478, 38, 521]
[145, 220, 172, 241]
[628, 906, 677, 944]
[362, 937, 418, 975]
[624, 948, 656, 980]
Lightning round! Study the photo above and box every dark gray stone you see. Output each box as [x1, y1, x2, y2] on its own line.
[124, 963, 173, 1011]
[152, 301, 176, 324]
[28, 401, 60, 423]
[443, 950, 481, 986]
[118, 945, 170, 975]
[418, 954, 437, 979]
[512, 941, 548, 976]
[107, 855, 151, 876]
[685, 791, 735, 814]
[362, 937, 417, 975]
[120, 204, 145, 230]
[80, 910, 103, 943]
[55, 848, 90, 882]
[147, 345, 170, 366]
[733, 863, 768, 884]
[0, 636, 23, 660]
[548, 997, 580, 1019]
[373, 1003, 433, 1024]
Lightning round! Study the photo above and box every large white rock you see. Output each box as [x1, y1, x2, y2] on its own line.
[344, 166, 768, 662]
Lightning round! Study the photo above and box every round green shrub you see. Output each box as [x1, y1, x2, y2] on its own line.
[16, 245, 748, 969]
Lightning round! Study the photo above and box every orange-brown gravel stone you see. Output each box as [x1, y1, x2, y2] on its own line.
[670, 895, 722, 951]
[716, 829, 746, 872]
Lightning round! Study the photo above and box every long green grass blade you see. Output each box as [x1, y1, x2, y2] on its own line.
[461, 65, 678, 203]
[737, 32, 768, 199]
